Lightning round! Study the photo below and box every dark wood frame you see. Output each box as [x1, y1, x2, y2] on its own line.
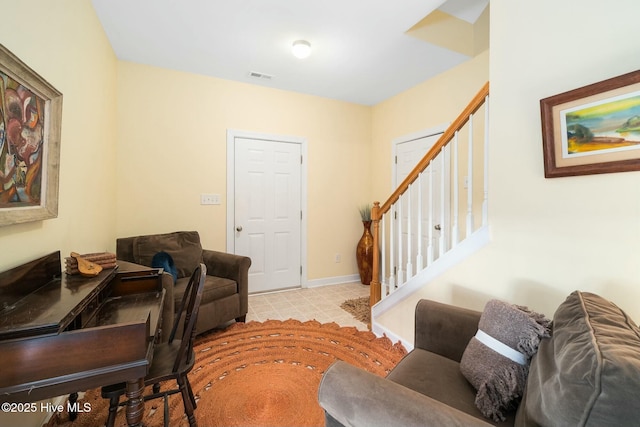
[0, 44, 63, 226]
[540, 69, 640, 178]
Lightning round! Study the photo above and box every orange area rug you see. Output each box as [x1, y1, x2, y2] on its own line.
[48, 319, 407, 427]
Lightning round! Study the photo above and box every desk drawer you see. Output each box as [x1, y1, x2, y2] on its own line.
[111, 269, 163, 296]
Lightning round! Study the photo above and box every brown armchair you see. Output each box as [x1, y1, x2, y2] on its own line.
[116, 231, 251, 340]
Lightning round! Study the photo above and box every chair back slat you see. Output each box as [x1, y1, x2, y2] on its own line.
[170, 263, 206, 373]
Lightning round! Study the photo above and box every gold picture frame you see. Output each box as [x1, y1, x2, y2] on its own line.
[0, 44, 63, 226]
[540, 69, 640, 178]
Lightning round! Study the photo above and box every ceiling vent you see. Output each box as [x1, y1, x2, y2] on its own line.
[248, 71, 273, 80]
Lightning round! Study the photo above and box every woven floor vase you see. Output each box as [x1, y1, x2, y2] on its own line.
[356, 221, 373, 285]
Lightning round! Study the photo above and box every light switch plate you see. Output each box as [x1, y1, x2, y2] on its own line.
[200, 194, 221, 205]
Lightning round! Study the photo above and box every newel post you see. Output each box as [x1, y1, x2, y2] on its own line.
[370, 201, 382, 307]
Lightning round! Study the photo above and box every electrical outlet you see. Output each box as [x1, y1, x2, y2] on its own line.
[335, 253, 341, 263]
[200, 194, 221, 205]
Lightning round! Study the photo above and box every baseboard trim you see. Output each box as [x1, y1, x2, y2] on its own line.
[306, 274, 361, 288]
[248, 274, 361, 296]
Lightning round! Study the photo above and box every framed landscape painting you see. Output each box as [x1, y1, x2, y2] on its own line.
[0, 44, 62, 226]
[540, 69, 640, 178]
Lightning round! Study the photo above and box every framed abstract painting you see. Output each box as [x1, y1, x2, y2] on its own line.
[0, 44, 63, 226]
[540, 69, 640, 178]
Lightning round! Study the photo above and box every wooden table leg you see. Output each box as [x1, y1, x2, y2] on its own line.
[125, 378, 145, 427]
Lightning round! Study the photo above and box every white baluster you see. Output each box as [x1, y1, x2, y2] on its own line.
[483, 96, 489, 227]
[406, 184, 413, 279]
[439, 149, 446, 258]
[389, 208, 396, 293]
[416, 171, 424, 271]
[381, 214, 387, 298]
[452, 131, 460, 247]
[397, 195, 404, 287]
[427, 160, 434, 265]
[467, 114, 475, 238]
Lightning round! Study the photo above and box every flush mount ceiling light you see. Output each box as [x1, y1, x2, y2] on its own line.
[291, 40, 311, 59]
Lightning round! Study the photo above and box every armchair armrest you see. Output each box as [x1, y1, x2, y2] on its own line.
[201, 250, 251, 282]
[318, 361, 493, 427]
[201, 249, 251, 312]
[414, 299, 481, 362]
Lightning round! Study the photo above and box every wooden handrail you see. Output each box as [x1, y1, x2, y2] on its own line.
[376, 82, 489, 217]
[370, 82, 489, 306]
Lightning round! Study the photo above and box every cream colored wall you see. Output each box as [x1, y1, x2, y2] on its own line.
[377, 0, 640, 344]
[473, 6, 490, 56]
[115, 62, 372, 281]
[0, 2, 117, 270]
[0, 2, 117, 426]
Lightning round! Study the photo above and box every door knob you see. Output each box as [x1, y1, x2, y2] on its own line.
[236, 226, 243, 232]
[434, 224, 441, 231]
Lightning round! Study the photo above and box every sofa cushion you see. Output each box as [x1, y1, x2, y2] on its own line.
[174, 275, 237, 313]
[460, 300, 551, 422]
[515, 291, 640, 426]
[133, 231, 202, 278]
[387, 348, 512, 425]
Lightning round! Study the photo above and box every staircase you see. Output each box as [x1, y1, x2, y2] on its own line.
[369, 82, 490, 321]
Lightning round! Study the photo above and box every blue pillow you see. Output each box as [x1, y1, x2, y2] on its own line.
[151, 251, 178, 284]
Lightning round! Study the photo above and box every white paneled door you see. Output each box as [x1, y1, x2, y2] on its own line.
[233, 136, 302, 293]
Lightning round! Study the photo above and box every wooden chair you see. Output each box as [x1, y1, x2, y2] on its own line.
[101, 263, 207, 427]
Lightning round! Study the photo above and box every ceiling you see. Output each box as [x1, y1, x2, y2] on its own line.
[91, 0, 488, 106]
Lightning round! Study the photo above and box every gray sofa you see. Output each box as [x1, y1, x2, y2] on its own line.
[116, 231, 251, 341]
[318, 291, 640, 427]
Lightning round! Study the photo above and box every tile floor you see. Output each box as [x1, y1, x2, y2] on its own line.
[246, 282, 370, 330]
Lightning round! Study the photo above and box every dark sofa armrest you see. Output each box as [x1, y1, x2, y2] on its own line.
[201, 249, 251, 309]
[414, 299, 481, 362]
[201, 249, 251, 283]
[319, 361, 493, 427]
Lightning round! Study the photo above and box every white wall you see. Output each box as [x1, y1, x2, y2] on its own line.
[377, 0, 640, 344]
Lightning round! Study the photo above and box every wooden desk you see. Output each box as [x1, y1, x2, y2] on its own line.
[0, 252, 164, 427]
